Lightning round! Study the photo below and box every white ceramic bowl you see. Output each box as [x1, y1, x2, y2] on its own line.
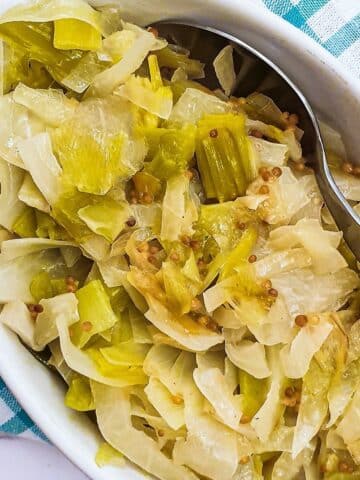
[0, 1, 359, 479]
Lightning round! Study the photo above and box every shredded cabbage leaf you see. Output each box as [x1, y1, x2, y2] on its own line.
[213, 45, 236, 97]
[0, 3, 359, 479]
[116, 74, 173, 119]
[0, 0, 106, 33]
[193, 356, 242, 429]
[172, 383, 239, 480]
[18, 173, 49, 214]
[293, 326, 347, 457]
[13, 83, 78, 127]
[160, 175, 198, 242]
[90, 27, 159, 96]
[169, 88, 230, 124]
[91, 382, 198, 480]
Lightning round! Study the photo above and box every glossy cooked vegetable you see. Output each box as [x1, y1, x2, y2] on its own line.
[0, 1, 360, 479]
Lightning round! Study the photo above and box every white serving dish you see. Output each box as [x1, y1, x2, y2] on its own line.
[0, 1, 359, 479]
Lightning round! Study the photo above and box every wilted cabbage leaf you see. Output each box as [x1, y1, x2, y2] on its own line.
[0, 3, 359, 479]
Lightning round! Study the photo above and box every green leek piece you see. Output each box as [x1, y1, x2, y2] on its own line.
[0, 22, 81, 82]
[52, 189, 95, 242]
[197, 200, 256, 251]
[222, 262, 274, 328]
[35, 211, 70, 241]
[148, 54, 163, 90]
[108, 286, 131, 316]
[132, 171, 161, 199]
[29, 271, 74, 303]
[78, 198, 130, 243]
[52, 188, 126, 244]
[220, 226, 258, 280]
[54, 190, 139, 250]
[95, 443, 124, 468]
[0, 22, 106, 92]
[54, 19, 102, 51]
[100, 341, 150, 366]
[196, 114, 257, 201]
[30, 271, 54, 302]
[65, 376, 95, 411]
[162, 261, 194, 315]
[71, 280, 118, 348]
[86, 348, 147, 384]
[244, 92, 287, 129]
[12, 207, 37, 238]
[52, 127, 124, 195]
[111, 309, 133, 344]
[239, 369, 268, 418]
[156, 46, 204, 79]
[1, 41, 52, 94]
[144, 124, 196, 180]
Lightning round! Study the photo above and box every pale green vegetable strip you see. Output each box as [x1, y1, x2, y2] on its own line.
[95, 442, 125, 468]
[0, 4, 359, 479]
[70, 280, 118, 348]
[54, 19, 102, 51]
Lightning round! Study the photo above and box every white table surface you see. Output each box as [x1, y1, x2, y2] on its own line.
[0, 437, 89, 480]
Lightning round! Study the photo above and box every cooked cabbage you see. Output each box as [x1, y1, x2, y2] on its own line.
[213, 45, 236, 97]
[169, 88, 230, 124]
[13, 83, 78, 127]
[0, 2, 359, 479]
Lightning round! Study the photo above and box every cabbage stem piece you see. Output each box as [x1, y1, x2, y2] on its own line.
[196, 114, 256, 201]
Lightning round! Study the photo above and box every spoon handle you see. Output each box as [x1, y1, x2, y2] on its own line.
[314, 142, 360, 260]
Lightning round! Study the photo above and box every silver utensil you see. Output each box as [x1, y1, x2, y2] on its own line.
[151, 21, 360, 260]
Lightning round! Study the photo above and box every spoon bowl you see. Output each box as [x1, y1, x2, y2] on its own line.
[152, 21, 360, 259]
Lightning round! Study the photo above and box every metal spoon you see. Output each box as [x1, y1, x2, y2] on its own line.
[151, 21, 360, 260]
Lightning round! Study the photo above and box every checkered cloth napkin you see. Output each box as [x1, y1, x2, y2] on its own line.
[263, 0, 360, 78]
[1, 0, 359, 443]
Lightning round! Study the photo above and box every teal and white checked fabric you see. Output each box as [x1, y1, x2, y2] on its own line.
[0, 0, 360, 443]
[263, 0, 360, 78]
[0, 378, 47, 441]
